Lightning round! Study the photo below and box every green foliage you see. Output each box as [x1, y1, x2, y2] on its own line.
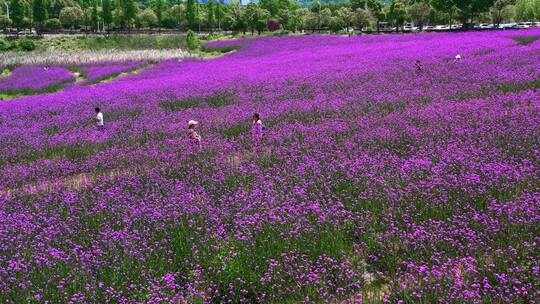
[0, 15, 12, 29]
[512, 35, 540, 45]
[102, 0, 113, 28]
[185, 29, 200, 50]
[9, 0, 25, 29]
[32, 0, 48, 27]
[137, 8, 158, 28]
[0, 37, 11, 51]
[186, 0, 196, 30]
[44, 18, 62, 30]
[18, 38, 36, 51]
[59, 6, 84, 29]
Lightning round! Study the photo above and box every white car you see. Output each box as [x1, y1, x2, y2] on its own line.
[434, 25, 449, 31]
[532, 22, 540, 28]
[478, 24, 493, 29]
[403, 25, 418, 31]
[423, 25, 435, 31]
[499, 23, 517, 29]
[516, 22, 533, 29]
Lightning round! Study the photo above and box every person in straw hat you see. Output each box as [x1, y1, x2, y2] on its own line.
[187, 120, 201, 148]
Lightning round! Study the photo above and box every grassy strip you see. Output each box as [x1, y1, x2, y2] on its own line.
[160, 90, 238, 111]
[0, 77, 76, 100]
[511, 35, 540, 45]
[84, 64, 151, 85]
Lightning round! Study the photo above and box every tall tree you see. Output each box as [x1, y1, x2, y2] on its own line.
[388, 0, 406, 32]
[354, 8, 373, 31]
[431, 0, 457, 27]
[407, 1, 430, 29]
[153, 0, 164, 25]
[101, 0, 112, 29]
[9, 0, 24, 29]
[214, 1, 223, 30]
[336, 6, 353, 32]
[91, 0, 98, 30]
[454, 0, 495, 22]
[186, 0, 194, 29]
[120, 0, 136, 28]
[32, 0, 48, 31]
[206, 0, 214, 32]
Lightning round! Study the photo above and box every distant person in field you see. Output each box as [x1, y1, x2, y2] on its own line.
[187, 120, 201, 148]
[251, 113, 264, 142]
[95, 107, 104, 128]
[415, 60, 423, 75]
[455, 54, 462, 62]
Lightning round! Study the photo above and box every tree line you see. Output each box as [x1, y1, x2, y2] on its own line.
[0, 0, 539, 33]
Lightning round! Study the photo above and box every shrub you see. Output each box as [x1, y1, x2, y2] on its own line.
[186, 30, 200, 51]
[18, 38, 36, 51]
[0, 38, 11, 51]
[44, 18, 62, 31]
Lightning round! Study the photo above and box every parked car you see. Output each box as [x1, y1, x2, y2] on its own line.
[423, 25, 435, 31]
[17, 29, 37, 35]
[403, 25, 418, 31]
[516, 22, 533, 29]
[532, 22, 540, 27]
[499, 23, 517, 29]
[434, 25, 449, 31]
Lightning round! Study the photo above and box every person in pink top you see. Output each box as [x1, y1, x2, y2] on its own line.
[251, 113, 264, 143]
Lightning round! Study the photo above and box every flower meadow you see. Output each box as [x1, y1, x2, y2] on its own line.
[0, 65, 74, 94]
[0, 30, 539, 303]
[71, 61, 149, 85]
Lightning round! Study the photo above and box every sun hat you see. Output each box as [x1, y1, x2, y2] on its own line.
[188, 120, 199, 127]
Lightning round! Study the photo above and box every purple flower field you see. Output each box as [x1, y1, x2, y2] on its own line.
[0, 65, 75, 94]
[0, 30, 539, 303]
[72, 61, 149, 85]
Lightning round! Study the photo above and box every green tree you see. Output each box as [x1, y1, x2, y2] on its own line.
[431, 0, 458, 27]
[137, 8, 157, 27]
[328, 15, 344, 32]
[32, 0, 48, 31]
[455, 0, 495, 22]
[214, 1, 223, 30]
[10, 0, 24, 29]
[515, 0, 539, 21]
[91, 0, 98, 30]
[44, 17, 61, 30]
[354, 8, 373, 31]
[153, 0, 164, 25]
[407, 1, 430, 29]
[388, 0, 406, 32]
[102, 0, 112, 29]
[59, 5, 83, 29]
[245, 3, 268, 35]
[336, 6, 354, 32]
[186, 0, 194, 29]
[206, 0, 214, 31]
[162, 4, 183, 28]
[228, 0, 246, 34]
[120, 0, 137, 28]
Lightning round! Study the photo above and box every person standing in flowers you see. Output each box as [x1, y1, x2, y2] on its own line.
[187, 120, 201, 149]
[251, 113, 264, 143]
[415, 60, 423, 76]
[95, 107, 104, 128]
[455, 54, 462, 62]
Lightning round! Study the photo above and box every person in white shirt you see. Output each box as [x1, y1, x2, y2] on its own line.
[455, 54, 462, 62]
[95, 107, 104, 128]
[187, 120, 201, 148]
[251, 113, 264, 142]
